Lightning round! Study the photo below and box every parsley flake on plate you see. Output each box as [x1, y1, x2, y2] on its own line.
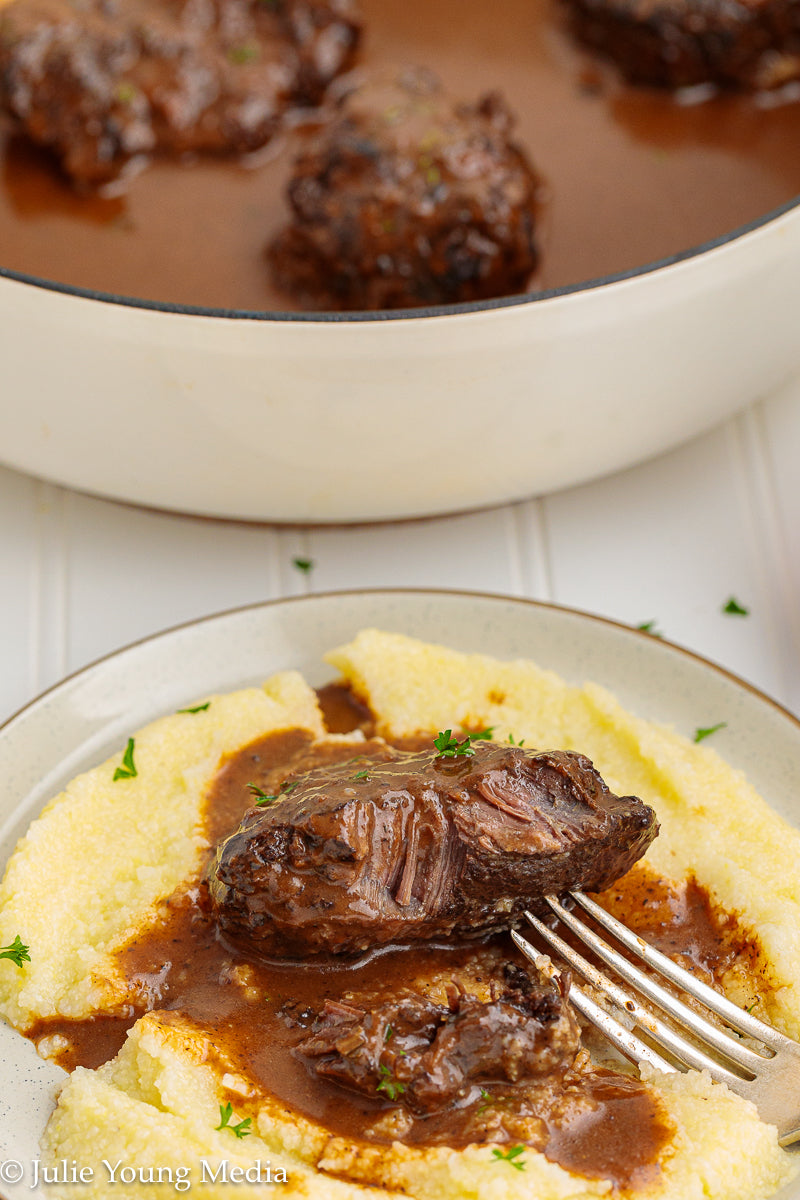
[492, 1145, 526, 1170]
[215, 1102, 252, 1139]
[694, 722, 727, 743]
[376, 1065, 405, 1101]
[0, 935, 30, 969]
[113, 737, 137, 781]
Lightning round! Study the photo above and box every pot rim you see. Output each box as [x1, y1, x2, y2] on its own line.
[1, 190, 799, 324]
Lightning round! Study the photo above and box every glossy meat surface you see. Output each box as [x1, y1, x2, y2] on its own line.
[208, 740, 658, 957]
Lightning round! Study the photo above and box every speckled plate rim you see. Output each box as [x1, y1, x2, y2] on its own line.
[0, 588, 798, 1199]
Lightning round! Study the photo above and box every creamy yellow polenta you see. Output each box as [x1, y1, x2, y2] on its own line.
[1, 631, 799, 1200]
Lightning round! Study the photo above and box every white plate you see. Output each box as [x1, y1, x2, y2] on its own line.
[1, 589, 799, 1198]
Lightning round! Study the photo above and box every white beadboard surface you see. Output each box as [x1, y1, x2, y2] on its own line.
[1, 374, 798, 727]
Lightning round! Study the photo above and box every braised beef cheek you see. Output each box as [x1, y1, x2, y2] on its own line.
[208, 741, 658, 957]
[268, 67, 541, 310]
[0, 0, 361, 184]
[295, 963, 581, 1114]
[562, 0, 800, 89]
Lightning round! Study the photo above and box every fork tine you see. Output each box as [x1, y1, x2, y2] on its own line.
[511, 928, 676, 1074]
[522, 912, 752, 1081]
[535, 897, 768, 1075]
[569, 892, 787, 1050]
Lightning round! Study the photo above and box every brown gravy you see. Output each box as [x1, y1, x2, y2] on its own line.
[28, 709, 765, 1190]
[1, 0, 799, 311]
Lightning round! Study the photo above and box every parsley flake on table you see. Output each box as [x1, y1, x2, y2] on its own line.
[113, 737, 137, 781]
[215, 1101, 252, 1139]
[376, 1065, 405, 1101]
[492, 1145, 526, 1170]
[694, 722, 727, 743]
[0, 935, 30, 969]
[722, 596, 749, 616]
[177, 701, 211, 714]
[434, 728, 494, 758]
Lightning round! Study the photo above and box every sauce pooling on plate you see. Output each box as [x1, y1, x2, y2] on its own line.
[1, 0, 799, 311]
[25, 686, 765, 1192]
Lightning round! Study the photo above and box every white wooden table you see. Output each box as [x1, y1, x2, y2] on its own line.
[2, 372, 798, 727]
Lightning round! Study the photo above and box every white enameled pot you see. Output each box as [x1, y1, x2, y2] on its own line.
[1, 198, 799, 523]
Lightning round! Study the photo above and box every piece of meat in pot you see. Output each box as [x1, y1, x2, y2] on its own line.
[561, 0, 800, 89]
[208, 739, 658, 957]
[0, 0, 361, 184]
[295, 963, 581, 1113]
[267, 67, 542, 309]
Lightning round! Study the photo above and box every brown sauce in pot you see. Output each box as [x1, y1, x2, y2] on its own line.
[1, 0, 800, 311]
[27, 694, 766, 1190]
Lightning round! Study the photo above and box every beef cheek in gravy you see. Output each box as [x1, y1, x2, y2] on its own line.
[295, 963, 580, 1114]
[562, 0, 800, 89]
[208, 740, 658, 957]
[0, 0, 361, 184]
[267, 67, 541, 309]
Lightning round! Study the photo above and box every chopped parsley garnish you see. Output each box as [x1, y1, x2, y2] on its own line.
[419, 129, 442, 151]
[0, 935, 30, 969]
[215, 1102, 252, 1139]
[177, 701, 211, 714]
[492, 1145, 526, 1170]
[248, 783, 279, 806]
[376, 1065, 405, 1101]
[636, 620, 663, 637]
[433, 728, 494, 759]
[694, 722, 727, 743]
[228, 41, 260, 64]
[476, 1087, 493, 1114]
[722, 596, 749, 616]
[114, 81, 137, 104]
[507, 734, 525, 747]
[292, 557, 314, 574]
[248, 779, 299, 806]
[113, 738, 137, 781]
[351, 769, 370, 781]
[384, 1025, 393, 1042]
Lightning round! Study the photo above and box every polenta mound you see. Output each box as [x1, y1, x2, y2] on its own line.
[0, 630, 798, 1200]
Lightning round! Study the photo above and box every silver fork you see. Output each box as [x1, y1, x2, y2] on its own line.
[512, 891, 800, 1147]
